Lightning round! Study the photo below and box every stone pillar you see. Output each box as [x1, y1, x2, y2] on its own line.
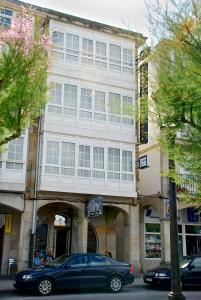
[18, 200, 33, 270]
[161, 219, 171, 263]
[123, 221, 129, 262]
[77, 215, 88, 253]
[128, 204, 140, 272]
[47, 217, 55, 252]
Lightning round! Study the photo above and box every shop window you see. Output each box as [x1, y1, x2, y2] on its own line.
[145, 223, 161, 258]
[186, 225, 201, 234]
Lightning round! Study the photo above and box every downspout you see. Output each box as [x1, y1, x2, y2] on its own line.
[29, 117, 41, 267]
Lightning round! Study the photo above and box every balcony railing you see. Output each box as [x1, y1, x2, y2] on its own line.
[176, 174, 197, 194]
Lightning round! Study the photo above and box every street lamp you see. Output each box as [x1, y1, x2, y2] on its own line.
[168, 135, 186, 300]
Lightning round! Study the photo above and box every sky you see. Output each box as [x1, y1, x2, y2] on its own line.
[24, 0, 151, 38]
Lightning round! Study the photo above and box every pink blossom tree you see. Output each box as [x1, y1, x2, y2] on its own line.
[0, 8, 51, 146]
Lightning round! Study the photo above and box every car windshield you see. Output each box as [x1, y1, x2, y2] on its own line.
[46, 255, 71, 267]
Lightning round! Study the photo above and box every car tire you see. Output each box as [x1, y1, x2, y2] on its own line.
[36, 277, 54, 296]
[108, 276, 123, 293]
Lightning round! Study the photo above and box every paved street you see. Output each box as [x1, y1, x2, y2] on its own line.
[0, 277, 200, 300]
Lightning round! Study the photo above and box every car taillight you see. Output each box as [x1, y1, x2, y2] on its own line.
[130, 264, 134, 273]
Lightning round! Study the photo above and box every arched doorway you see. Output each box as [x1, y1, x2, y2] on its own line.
[87, 222, 98, 253]
[89, 205, 129, 261]
[36, 202, 80, 258]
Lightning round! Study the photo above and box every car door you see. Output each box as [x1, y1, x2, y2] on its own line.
[183, 257, 201, 286]
[55, 255, 88, 289]
[82, 255, 112, 288]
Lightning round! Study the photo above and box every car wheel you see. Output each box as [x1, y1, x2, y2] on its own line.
[108, 276, 123, 293]
[36, 278, 54, 296]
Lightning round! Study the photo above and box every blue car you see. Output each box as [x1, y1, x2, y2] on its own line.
[13, 253, 135, 296]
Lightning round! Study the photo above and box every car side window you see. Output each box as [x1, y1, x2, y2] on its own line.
[87, 255, 106, 266]
[69, 255, 87, 267]
[192, 257, 201, 269]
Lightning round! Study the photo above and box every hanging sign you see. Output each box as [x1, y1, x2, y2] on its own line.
[5, 214, 13, 234]
[87, 196, 103, 217]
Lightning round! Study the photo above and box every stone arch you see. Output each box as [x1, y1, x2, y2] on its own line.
[35, 201, 83, 258]
[89, 203, 129, 262]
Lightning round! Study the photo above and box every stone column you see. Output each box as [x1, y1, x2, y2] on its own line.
[47, 217, 55, 252]
[18, 200, 33, 270]
[128, 204, 140, 272]
[161, 219, 171, 262]
[77, 215, 88, 253]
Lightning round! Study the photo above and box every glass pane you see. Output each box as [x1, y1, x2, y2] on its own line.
[145, 223, 160, 233]
[186, 225, 201, 234]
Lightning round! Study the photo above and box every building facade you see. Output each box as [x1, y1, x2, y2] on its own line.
[0, 0, 146, 274]
[138, 55, 201, 271]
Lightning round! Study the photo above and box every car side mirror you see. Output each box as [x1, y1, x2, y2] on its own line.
[188, 265, 195, 270]
[64, 264, 71, 270]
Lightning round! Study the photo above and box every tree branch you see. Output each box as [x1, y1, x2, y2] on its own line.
[0, 130, 22, 146]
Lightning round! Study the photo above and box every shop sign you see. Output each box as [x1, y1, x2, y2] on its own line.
[139, 155, 148, 169]
[5, 214, 12, 234]
[87, 196, 103, 217]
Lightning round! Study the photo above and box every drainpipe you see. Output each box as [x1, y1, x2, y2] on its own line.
[28, 117, 41, 267]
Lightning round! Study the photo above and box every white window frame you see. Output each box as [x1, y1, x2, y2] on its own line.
[66, 33, 79, 62]
[45, 141, 60, 175]
[121, 150, 133, 181]
[6, 137, 24, 171]
[109, 44, 121, 72]
[78, 145, 91, 177]
[122, 96, 134, 125]
[0, 8, 13, 27]
[61, 142, 75, 176]
[79, 88, 92, 119]
[93, 91, 106, 121]
[122, 48, 133, 73]
[107, 148, 120, 180]
[108, 92, 121, 123]
[82, 38, 93, 65]
[48, 82, 62, 115]
[96, 41, 107, 69]
[93, 147, 105, 179]
[51, 31, 65, 59]
[63, 84, 78, 117]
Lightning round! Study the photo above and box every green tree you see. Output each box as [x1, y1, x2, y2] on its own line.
[0, 8, 51, 147]
[147, 0, 201, 203]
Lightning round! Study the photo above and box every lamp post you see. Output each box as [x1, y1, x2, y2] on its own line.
[168, 136, 186, 300]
